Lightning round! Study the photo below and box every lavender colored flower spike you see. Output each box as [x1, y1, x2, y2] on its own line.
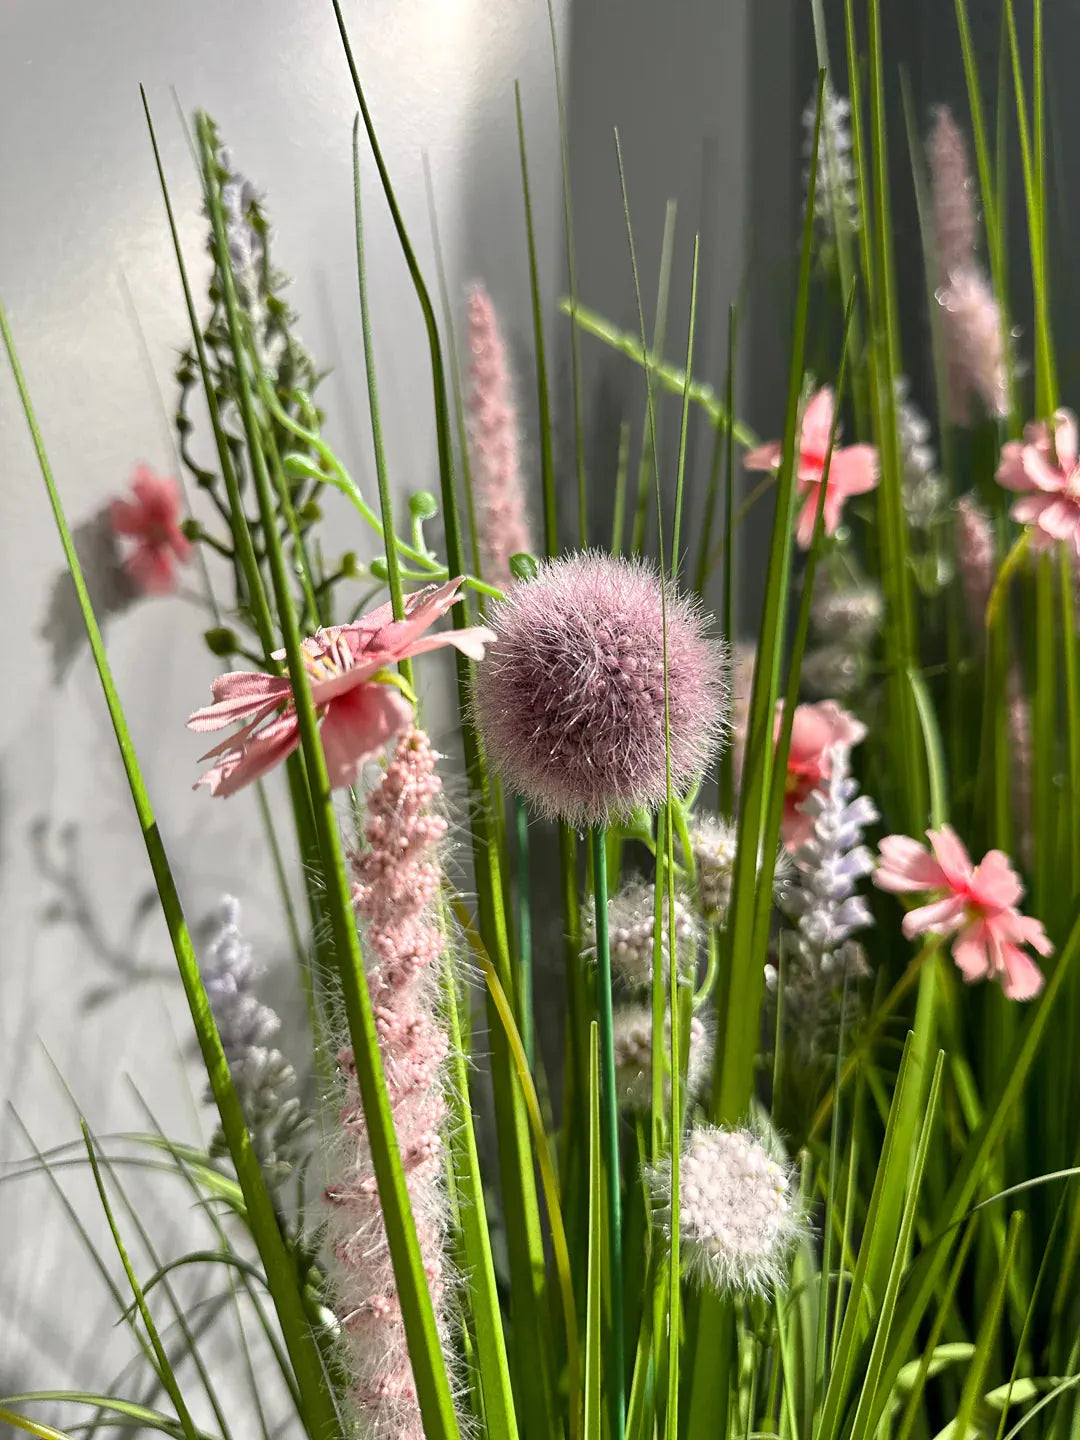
[473, 552, 729, 827]
[324, 729, 457, 1440]
[804, 83, 859, 236]
[774, 746, 878, 1054]
[200, 897, 312, 1183]
[466, 284, 534, 591]
[584, 878, 700, 989]
[647, 1124, 804, 1296]
[928, 106, 978, 281]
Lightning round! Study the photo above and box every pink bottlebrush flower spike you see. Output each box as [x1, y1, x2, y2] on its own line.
[778, 699, 867, 849]
[744, 387, 878, 548]
[466, 283, 534, 590]
[928, 105, 978, 282]
[874, 826, 1051, 1000]
[188, 578, 494, 796]
[997, 409, 1080, 562]
[325, 729, 457, 1440]
[109, 464, 192, 594]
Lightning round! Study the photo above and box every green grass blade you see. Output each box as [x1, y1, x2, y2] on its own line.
[515, 82, 557, 556]
[0, 1398, 214, 1440]
[630, 199, 677, 556]
[0, 1410, 79, 1440]
[331, 26, 558, 1432]
[80, 1124, 199, 1440]
[0, 300, 338, 1440]
[442, 953, 521, 1440]
[670, 235, 700, 569]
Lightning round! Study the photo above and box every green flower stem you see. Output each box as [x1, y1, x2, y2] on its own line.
[590, 825, 626, 1440]
[514, 795, 535, 1069]
[199, 113, 461, 1440]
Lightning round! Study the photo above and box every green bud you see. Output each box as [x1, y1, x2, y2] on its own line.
[409, 491, 439, 521]
[370, 556, 389, 581]
[340, 552, 359, 578]
[299, 499, 322, 524]
[180, 518, 201, 541]
[204, 626, 240, 657]
[509, 552, 540, 583]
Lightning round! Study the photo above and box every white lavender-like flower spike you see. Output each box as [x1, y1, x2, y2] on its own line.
[773, 746, 878, 1054]
[647, 1124, 805, 1296]
[611, 1005, 713, 1112]
[200, 896, 312, 1182]
[804, 83, 860, 236]
[895, 377, 950, 546]
[583, 878, 700, 990]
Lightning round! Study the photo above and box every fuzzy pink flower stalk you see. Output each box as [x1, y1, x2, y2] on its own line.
[324, 729, 455, 1440]
[778, 700, 867, 849]
[466, 284, 534, 590]
[997, 409, 1080, 561]
[474, 553, 728, 827]
[955, 495, 995, 629]
[938, 268, 1009, 423]
[744, 387, 878, 549]
[874, 826, 1050, 1000]
[109, 465, 192, 595]
[928, 106, 978, 282]
[188, 579, 494, 796]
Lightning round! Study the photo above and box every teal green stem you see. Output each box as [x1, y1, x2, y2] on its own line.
[590, 825, 626, 1440]
[514, 796, 535, 1069]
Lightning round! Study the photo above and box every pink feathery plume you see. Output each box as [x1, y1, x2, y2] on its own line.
[955, 496, 995, 632]
[939, 268, 1009, 423]
[324, 729, 456, 1440]
[928, 106, 977, 282]
[466, 283, 534, 590]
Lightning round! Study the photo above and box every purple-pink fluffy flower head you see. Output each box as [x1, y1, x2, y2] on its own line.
[473, 552, 729, 828]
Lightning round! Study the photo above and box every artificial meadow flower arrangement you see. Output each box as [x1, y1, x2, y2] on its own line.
[3, 5, 1080, 1440]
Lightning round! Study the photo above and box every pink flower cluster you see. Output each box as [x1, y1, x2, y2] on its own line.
[997, 409, 1080, 562]
[188, 579, 493, 796]
[324, 729, 455, 1440]
[466, 284, 534, 590]
[109, 465, 192, 594]
[745, 387, 878, 549]
[875, 826, 1050, 1000]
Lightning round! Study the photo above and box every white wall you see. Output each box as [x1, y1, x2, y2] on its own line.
[0, 0, 568, 1421]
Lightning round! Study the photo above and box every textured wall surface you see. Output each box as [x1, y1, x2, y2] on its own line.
[0, 0, 568, 1419]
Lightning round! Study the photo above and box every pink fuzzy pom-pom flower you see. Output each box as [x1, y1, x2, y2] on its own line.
[473, 552, 728, 828]
[873, 825, 1050, 1000]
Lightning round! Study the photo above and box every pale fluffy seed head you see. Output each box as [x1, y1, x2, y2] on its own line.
[473, 552, 729, 827]
[583, 878, 701, 990]
[938, 266, 1009, 423]
[687, 816, 739, 924]
[810, 581, 883, 646]
[611, 1004, 713, 1112]
[647, 1124, 804, 1296]
[928, 105, 978, 281]
[801, 644, 866, 699]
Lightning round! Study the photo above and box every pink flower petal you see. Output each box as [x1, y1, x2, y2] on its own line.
[1053, 409, 1079, 472]
[1035, 497, 1080, 541]
[188, 675, 292, 731]
[794, 489, 821, 549]
[1021, 447, 1066, 494]
[319, 684, 415, 789]
[874, 834, 949, 892]
[744, 440, 783, 473]
[951, 920, 992, 982]
[126, 544, 176, 596]
[997, 943, 1046, 1000]
[996, 440, 1029, 492]
[800, 387, 836, 455]
[901, 893, 967, 939]
[195, 713, 301, 796]
[828, 444, 880, 497]
[404, 625, 497, 663]
[969, 848, 1024, 910]
[926, 826, 973, 890]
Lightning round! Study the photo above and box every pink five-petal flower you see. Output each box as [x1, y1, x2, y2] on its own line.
[188, 578, 495, 797]
[873, 825, 1051, 1000]
[996, 409, 1080, 562]
[777, 699, 867, 848]
[744, 387, 879, 549]
[109, 465, 193, 595]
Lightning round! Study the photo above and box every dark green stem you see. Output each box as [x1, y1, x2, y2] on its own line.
[514, 795, 535, 1069]
[590, 825, 626, 1440]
